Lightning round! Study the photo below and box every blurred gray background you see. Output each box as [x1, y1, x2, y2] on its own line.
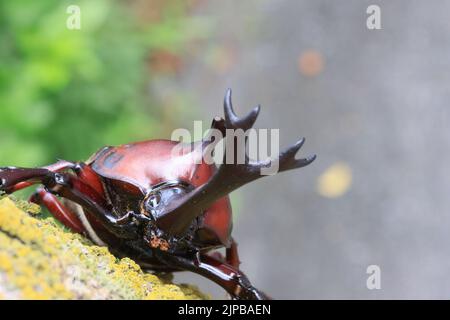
[164, 0, 450, 299]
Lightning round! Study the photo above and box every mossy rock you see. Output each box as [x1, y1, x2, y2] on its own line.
[0, 197, 207, 300]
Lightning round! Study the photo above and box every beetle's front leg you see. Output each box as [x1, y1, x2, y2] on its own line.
[0, 167, 51, 194]
[155, 251, 270, 300]
[30, 188, 86, 234]
[0, 167, 138, 239]
[44, 173, 140, 239]
[0, 161, 76, 194]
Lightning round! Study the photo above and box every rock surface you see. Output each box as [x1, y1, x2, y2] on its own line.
[0, 197, 206, 300]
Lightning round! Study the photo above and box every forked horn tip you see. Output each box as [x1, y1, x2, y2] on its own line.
[306, 154, 317, 163]
[224, 88, 236, 119]
[298, 154, 317, 167]
[243, 104, 261, 127]
[253, 104, 261, 115]
[285, 138, 306, 156]
[224, 88, 232, 106]
[296, 137, 306, 148]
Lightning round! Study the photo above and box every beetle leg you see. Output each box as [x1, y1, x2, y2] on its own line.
[0, 167, 138, 239]
[226, 238, 241, 269]
[43, 173, 140, 240]
[155, 251, 270, 300]
[29, 188, 86, 234]
[0, 160, 76, 193]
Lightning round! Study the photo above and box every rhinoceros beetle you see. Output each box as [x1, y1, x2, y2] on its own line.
[0, 89, 315, 300]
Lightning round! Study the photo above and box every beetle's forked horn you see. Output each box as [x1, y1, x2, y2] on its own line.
[156, 89, 316, 236]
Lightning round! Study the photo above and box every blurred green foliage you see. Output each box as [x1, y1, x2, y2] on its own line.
[0, 0, 203, 167]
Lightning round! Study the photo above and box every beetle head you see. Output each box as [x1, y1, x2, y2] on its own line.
[141, 180, 194, 221]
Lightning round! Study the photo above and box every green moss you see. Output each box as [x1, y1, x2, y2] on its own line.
[0, 197, 207, 300]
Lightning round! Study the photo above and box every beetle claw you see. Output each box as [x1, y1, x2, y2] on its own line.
[231, 275, 271, 300]
[224, 89, 261, 131]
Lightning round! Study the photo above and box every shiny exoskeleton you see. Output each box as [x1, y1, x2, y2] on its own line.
[0, 89, 315, 300]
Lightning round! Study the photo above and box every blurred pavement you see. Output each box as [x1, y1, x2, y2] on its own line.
[167, 0, 450, 299]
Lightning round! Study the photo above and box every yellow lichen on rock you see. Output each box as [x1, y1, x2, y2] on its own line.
[0, 197, 207, 300]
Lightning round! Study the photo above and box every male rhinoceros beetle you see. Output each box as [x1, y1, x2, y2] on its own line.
[0, 89, 315, 300]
